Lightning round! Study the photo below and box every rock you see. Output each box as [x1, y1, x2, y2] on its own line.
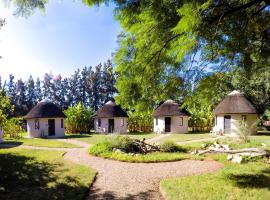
[223, 144, 230, 151]
[231, 154, 243, 164]
[227, 154, 233, 160]
[115, 149, 124, 153]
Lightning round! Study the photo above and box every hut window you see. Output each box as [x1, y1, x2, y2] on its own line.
[215, 116, 217, 126]
[121, 118, 124, 126]
[61, 119, 64, 128]
[35, 119, 39, 130]
[98, 119, 101, 127]
[155, 118, 158, 126]
[241, 115, 247, 121]
[179, 117, 183, 126]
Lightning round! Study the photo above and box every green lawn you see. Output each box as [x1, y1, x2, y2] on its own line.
[160, 132, 216, 143]
[161, 155, 270, 200]
[89, 151, 200, 163]
[2, 138, 80, 148]
[160, 135, 270, 200]
[0, 148, 96, 200]
[66, 133, 156, 144]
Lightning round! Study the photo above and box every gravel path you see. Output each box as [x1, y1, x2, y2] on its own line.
[1, 139, 224, 200]
[65, 148, 223, 200]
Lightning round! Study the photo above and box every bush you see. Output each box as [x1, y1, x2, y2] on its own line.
[160, 141, 185, 152]
[2, 118, 23, 139]
[89, 136, 139, 155]
[64, 103, 94, 133]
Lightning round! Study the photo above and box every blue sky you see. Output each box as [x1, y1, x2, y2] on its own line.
[0, 0, 120, 81]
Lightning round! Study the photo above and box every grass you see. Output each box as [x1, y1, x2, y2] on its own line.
[2, 138, 80, 148]
[66, 133, 156, 144]
[160, 132, 215, 143]
[88, 135, 201, 162]
[160, 154, 270, 200]
[89, 151, 200, 163]
[160, 135, 270, 200]
[0, 148, 96, 200]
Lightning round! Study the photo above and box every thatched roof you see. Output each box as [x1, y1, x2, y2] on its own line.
[95, 101, 128, 118]
[25, 100, 65, 119]
[213, 90, 257, 115]
[153, 100, 190, 117]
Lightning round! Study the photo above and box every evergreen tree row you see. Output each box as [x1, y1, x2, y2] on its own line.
[0, 60, 117, 117]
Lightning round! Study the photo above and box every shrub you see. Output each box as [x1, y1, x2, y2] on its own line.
[89, 136, 139, 155]
[2, 118, 23, 139]
[160, 141, 184, 152]
[64, 103, 94, 133]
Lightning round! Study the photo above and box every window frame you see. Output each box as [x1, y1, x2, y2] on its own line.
[120, 118, 124, 127]
[35, 119, 39, 130]
[61, 119, 64, 128]
[155, 118, 158, 126]
[179, 117, 183, 126]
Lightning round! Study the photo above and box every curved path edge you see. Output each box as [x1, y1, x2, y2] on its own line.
[0, 139, 224, 200]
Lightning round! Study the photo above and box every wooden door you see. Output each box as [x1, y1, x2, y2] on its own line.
[165, 117, 171, 133]
[224, 115, 231, 134]
[48, 119, 55, 136]
[108, 119, 114, 133]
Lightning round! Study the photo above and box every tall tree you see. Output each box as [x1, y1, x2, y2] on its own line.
[26, 75, 36, 110]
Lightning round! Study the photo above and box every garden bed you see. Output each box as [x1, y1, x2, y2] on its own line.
[88, 135, 201, 163]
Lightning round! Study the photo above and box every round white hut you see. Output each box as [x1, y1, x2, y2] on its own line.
[213, 90, 258, 136]
[25, 101, 65, 138]
[94, 101, 128, 134]
[153, 100, 190, 134]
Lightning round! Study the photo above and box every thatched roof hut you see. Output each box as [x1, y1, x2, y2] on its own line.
[95, 101, 128, 118]
[25, 101, 65, 119]
[213, 91, 257, 115]
[153, 100, 190, 117]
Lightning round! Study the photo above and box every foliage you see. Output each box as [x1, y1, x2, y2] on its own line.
[82, 0, 270, 116]
[127, 111, 153, 132]
[0, 60, 116, 117]
[2, 117, 23, 139]
[89, 135, 139, 154]
[184, 72, 233, 130]
[64, 102, 95, 133]
[160, 141, 185, 153]
[0, 92, 14, 126]
[0, 148, 96, 200]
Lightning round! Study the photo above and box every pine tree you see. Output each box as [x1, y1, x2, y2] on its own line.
[26, 75, 36, 110]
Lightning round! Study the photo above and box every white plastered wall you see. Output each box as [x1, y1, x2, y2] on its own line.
[153, 116, 189, 134]
[27, 118, 65, 138]
[94, 117, 128, 134]
[213, 114, 258, 136]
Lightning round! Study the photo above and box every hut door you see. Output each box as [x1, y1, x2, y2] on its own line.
[48, 119, 55, 136]
[165, 117, 171, 133]
[108, 119, 114, 133]
[224, 115, 231, 134]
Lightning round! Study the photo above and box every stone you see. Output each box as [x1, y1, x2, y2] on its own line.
[231, 154, 243, 164]
[227, 154, 233, 161]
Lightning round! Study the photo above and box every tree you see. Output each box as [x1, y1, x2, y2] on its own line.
[26, 75, 36, 110]
[82, 0, 270, 113]
[0, 91, 14, 126]
[64, 103, 95, 133]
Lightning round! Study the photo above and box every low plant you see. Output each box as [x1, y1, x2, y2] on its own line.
[160, 141, 186, 153]
[2, 118, 23, 139]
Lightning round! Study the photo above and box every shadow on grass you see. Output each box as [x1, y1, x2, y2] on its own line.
[64, 134, 92, 139]
[228, 170, 270, 190]
[0, 141, 23, 149]
[88, 186, 159, 200]
[0, 153, 89, 200]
